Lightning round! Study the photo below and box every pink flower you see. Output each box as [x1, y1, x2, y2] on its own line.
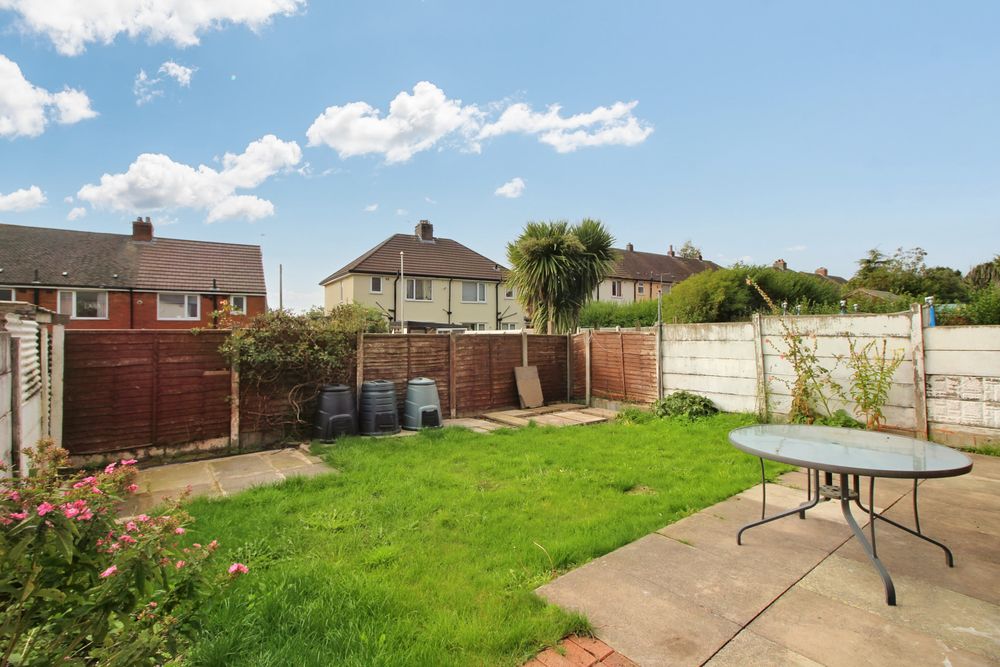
[174, 527, 185, 535]
[8, 491, 20, 502]
[104, 462, 117, 474]
[192, 543, 202, 549]
[108, 543, 121, 552]
[73, 476, 97, 489]
[135, 514, 150, 523]
[208, 540, 219, 551]
[91, 486, 104, 495]
[0, 517, 11, 526]
[100, 565, 118, 578]
[147, 601, 158, 608]
[175, 560, 186, 569]
[9, 511, 27, 520]
[125, 520, 138, 532]
[127, 484, 139, 493]
[36, 502, 55, 516]
[77, 509, 93, 521]
[228, 562, 249, 576]
[120, 534, 137, 544]
[63, 506, 81, 519]
[121, 459, 138, 466]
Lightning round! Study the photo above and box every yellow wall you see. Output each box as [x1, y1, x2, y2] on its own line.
[325, 273, 525, 330]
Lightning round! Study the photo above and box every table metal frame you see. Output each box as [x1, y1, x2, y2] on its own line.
[737, 460, 958, 607]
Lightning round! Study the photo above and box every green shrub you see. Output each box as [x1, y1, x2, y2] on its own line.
[615, 406, 654, 425]
[1, 440, 240, 666]
[652, 391, 719, 420]
[579, 299, 661, 328]
[959, 286, 1000, 325]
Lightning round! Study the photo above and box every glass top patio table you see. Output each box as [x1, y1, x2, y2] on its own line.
[729, 424, 973, 479]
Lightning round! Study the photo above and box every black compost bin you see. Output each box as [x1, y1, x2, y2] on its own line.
[313, 384, 358, 441]
[359, 380, 400, 436]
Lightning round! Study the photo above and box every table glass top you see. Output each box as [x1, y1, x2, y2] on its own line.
[729, 424, 973, 478]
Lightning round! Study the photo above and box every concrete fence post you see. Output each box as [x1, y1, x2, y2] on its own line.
[655, 323, 663, 400]
[751, 313, 768, 421]
[909, 304, 929, 439]
[50, 325, 64, 447]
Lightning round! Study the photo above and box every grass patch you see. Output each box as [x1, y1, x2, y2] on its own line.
[185, 413, 788, 666]
[961, 445, 1000, 457]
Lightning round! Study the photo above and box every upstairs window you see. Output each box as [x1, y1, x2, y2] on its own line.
[406, 278, 432, 301]
[370, 276, 383, 294]
[611, 280, 623, 298]
[461, 281, 487, 303]
[228, 295, 247, 315]
[158, 293, 200, 320]
[58, 290, 108, 319]
[504, 286, 515, 299]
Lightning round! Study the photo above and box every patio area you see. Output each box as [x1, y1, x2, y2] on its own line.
[537, 452, 1000, 666]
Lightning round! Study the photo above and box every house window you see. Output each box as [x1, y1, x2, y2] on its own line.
[500, 322, 518, 331]
[504, 286, 515, 299]
[406, 278, 432, 301]
[370, 276, 383, 294]
[0, 287, 13, 301]
[637, 283, 645, 295]
[461, 281, 487, 303]
[158, 293, 200, 320]
[228, 295, 247, 315]
[462, 322, 486, 331]
[58, 290, 108, 319]
[611, 280, 623, 298]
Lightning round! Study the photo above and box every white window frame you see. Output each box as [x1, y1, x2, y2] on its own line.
[504, 286, 515, 299]
[611, 280, 623, 298]
[58, 290, 109, 320]
[461, 281, 487, 304]
[0, 287, 13, 301]
[462, 322, 487, 331]
[157, 293, 201, 321]
[406, 278, 433, 301]
[637, 283, 645, 295]
[369, 276, 383, 294]
[500, 322, 518, 331]
[228, 295, 247, 315]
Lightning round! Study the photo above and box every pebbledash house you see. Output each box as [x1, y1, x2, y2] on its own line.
[0, 218, 267, 329]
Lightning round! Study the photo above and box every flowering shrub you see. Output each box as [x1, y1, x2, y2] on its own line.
[1, 440, 246, 666]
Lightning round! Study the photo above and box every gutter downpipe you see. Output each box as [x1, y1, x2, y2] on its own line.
[399, 252, 405, 333]
[495, 282, 501, 330]
[446, 278, 454, 324]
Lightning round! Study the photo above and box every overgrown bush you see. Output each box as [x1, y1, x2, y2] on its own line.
[958, 286, 1000, 325]
[1, 440, 244, 666]
[615, 405, 655, 425]
[579, 299, 660, 328]
[219, 305, 386, 434]
[651, 392, 719, 420]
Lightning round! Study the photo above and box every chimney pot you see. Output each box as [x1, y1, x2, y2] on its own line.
[132, 216, 154, 242]
[626, 242, 634, 252]
[815, 267, 829, 277]
[415, 219, 434, 242]
[668, 244, 675, 257]
[773, 259, 787, 271]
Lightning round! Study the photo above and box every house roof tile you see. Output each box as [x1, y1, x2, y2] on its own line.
[609, 247, 720, 283]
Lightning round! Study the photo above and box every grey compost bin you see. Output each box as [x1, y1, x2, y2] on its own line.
[403, 377, 442, 430]
[359, 380, 401, 436]
[313, 384, 357, 442]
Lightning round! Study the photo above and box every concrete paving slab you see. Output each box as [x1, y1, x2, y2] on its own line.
[797, 554, 1000, 661]
[704, 630, 823, 666]
[538, 564, 740, 667]
[735, 482, 884, 526]
[259, 449, 314, 471]
[965, 452, 1000, 481]
[141, 461, 216, 493]
[208, 455, 273, 477]
[748, 586, 996, 667]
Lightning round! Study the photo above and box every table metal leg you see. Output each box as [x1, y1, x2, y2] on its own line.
[738, 468, 821, 546]
[854, 477, 955, 567]
[839, 473, 896, 606]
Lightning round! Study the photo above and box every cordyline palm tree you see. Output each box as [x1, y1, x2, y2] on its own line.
[506, 219, 616, 334]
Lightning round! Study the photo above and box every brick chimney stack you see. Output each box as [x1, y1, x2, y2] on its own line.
[773, 258, 787, 271]
[668, 244, 675, 257]
[815, 267, 829, 277]
[415, 219, 434, 242]
[132, 216, 153, 242]
[626, 242, 634, 252]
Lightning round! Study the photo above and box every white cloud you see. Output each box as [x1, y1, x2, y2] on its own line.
[0, 54, 97, 138]
[785, 244, 807, 252]
[0, 185, 46, 211]
[478, 101, 652, 153]
[494, 177, 525, 199]
[66, 205, 86, 220]
[76, 134, 301, 222]
[159, 60, 195, 86]
[306, 81, 653, 163]
[424, 196, 436, 204]
[363, 203, 378, 212]
[0, 0, 306, 56]
[396, 208, 407, 216]
[134, 61, 197, 105]
[306, 81, 483, 164]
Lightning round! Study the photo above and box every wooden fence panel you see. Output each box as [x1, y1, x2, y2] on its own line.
[527, 334, 568, 403]
[570, 333, 587, 399]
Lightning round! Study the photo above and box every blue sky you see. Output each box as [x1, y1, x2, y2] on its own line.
[1, 1, 998, 309]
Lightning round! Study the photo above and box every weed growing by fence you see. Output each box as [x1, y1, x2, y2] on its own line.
[843, 338, 905, 429]
[652, 391, 719, 420]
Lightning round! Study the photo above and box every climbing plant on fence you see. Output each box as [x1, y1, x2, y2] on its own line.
[218, 305, 386, 436]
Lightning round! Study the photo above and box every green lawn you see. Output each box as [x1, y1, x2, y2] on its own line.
[185, 413, 787, 666]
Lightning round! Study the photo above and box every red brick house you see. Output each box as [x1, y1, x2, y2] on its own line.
[0, 218, 266, 329]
